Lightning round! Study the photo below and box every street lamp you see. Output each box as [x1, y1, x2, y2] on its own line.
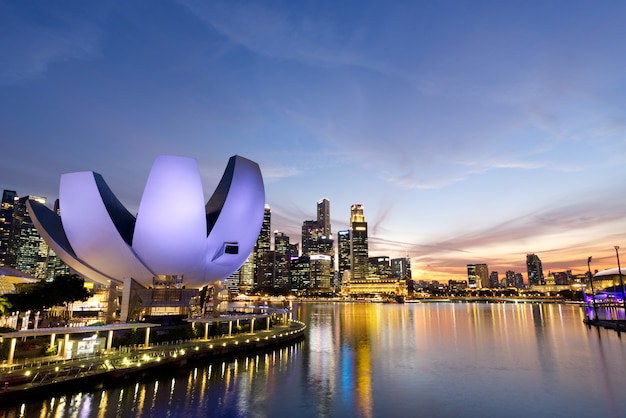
[615, 246, 626, 314]
[587, 256, 598, 321]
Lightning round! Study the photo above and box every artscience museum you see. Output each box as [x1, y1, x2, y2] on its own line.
[27, 155, 265, 321]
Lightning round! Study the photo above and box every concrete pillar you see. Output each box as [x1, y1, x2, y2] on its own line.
[107, 330, 114, 351]
[144, 327, 150, 348]
[50, 333, 56, 348]
[204, 322, 209, 340]
[266, 316, 270, 331]
[228, 321, 233, 337]
[62, 334, 70, 359]
[250, 318, 256, 333]
[7, 338, 17, 365]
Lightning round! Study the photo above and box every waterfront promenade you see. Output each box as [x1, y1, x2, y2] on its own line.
[0, 318, 306, 404]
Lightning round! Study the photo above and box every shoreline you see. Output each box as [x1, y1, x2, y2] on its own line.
[0, 320, 306, 405]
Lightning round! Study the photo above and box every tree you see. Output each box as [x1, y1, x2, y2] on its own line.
[3, 274, 91, 314]
[0, 296, 11, 316]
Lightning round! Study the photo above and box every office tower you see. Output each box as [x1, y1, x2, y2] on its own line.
[337, 230, 351, 281]
[391, 257, 412, 280]
[526, 253, 544, 286]
[369, 256, 392, 277]
[290, 255, 311, 290]
[254, 205, 272, 287]
[257, 251, 275, 289]
[274, 231, 291, 289]
[12, 195, 49, 278]
[310, 254, 332, 290]
[467, 263, 488, 288]
[43, 199, 69, 280]
[489, 271, 499, 288]
[0, 190, 17, 266]
[350, 204, 368, 280]
[317, 198, 331, 236]
[301, 219, 321, 256]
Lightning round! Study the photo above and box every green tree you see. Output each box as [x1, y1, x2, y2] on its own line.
[4, 274, 91, 314]
[0, 295, 12, 315]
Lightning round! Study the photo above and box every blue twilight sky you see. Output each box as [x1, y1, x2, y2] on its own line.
[1, 0, 625, 281]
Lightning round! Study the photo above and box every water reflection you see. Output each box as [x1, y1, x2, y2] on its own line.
[3, 303, 626, 418]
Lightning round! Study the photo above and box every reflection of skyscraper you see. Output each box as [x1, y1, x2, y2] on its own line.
[350, 204, 368, 280]
[527, 253, 544, 286]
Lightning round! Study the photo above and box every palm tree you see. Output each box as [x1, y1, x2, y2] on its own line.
[0, 295, 12, 316]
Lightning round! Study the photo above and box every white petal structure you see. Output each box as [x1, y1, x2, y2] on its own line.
[27, 155, 265, 288]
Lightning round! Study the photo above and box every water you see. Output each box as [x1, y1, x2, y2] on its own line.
[2, 302, 626, 417]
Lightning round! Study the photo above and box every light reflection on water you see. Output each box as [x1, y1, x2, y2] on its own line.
[2, 303, 626, 418]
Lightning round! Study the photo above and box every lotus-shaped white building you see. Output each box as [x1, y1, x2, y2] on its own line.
[27, 155, 265, 291]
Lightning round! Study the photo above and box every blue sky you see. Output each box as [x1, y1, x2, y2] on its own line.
[1, 0, 625, 281]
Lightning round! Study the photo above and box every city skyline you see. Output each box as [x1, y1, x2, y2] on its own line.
[1, 1, 625, 282]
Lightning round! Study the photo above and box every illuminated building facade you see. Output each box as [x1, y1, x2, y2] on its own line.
[467, 263, 489, 288]
[341, 277, 408, 297]
[273, 231, 292, 289]
[13, 195, 50, 279]
[369, 256, 392, 277]
[350, 204, 368, 280]
[337, 230, 351, 282]
[0, 190, 17, 267]
[28, 155, 265, 321]
[255, 205, 272, 287]
[527, 253, 544, 286]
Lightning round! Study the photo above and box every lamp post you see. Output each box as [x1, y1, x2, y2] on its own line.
[615, 246, 626, 315]
[587, 256, 598, 321]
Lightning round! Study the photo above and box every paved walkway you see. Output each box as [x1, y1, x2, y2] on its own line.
[0, 319, 306, 399]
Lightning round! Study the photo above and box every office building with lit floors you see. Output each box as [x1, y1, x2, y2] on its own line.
[350, 204, 368, 280]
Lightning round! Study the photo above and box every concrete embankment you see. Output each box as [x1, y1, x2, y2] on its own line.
[0, 320, 306, 404]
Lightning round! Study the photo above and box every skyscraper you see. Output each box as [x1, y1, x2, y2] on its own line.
[12, 195, 49, 278]
[337, 230, 350, 282]
[350, 204, 368, 280]
[317, 198, 331, 236]
[274, 231, 292, 289]
[391, 257, 411, 280]
[467, 263, 488, 288]
[254, 205, 272, 287]
[527, 253, 544, 286]
[0, 190, 17, 267]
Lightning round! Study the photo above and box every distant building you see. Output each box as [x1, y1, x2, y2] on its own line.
[350, 204, 368, 280]
[273, 231, 292, 289]
[448, 279, 468, 290]
[254, 205, 272, 287]
[489, 271, 499, 288]
[12, 195, 50, 279]
[467, 263, 488, 288]
[527, 253, 544, 286]
[290, 255, 311, 291]
[317, 198, 331, 237]
[0, 190, 17, 267]
[369, 256, 392, 277]
[337, 230, 351, 283]
[391, 257, 411, 280]
[341, 277, 407, 298]
[504, 270, 524, 288]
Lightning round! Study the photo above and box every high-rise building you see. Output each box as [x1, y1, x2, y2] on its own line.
[254, 205, 272, 287]
[290, 255, 311, 291]
[391, 257, 412, 280]
[467, 263, 488, 288]
[526, 253, 544, 286]
[369, 256, 392, 277]
[505, 270, 524, 288]
[274, 231, 292, 289]
[337, 230, 350, 284]
[12, 195, 49, 279]
[350, 204, 368, 280]
[301, 220, 321, 256]
[0, 190, 17, 267]
[317, 198, 331, 236]
[310, 254, 332, 290]
[489, 271, 499, 288]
